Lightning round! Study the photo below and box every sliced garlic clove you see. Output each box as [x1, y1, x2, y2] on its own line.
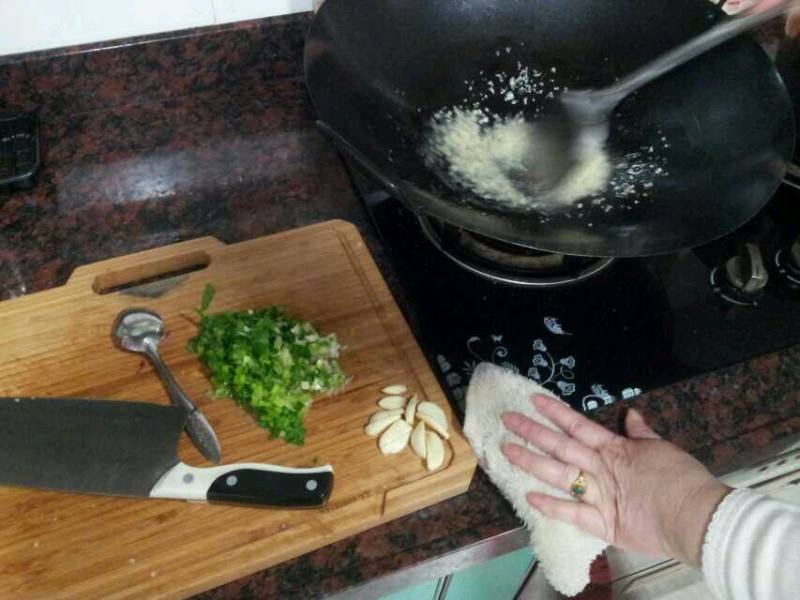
[417, 401, 447, 424]
[369, 409, 402, 424]
[418, 413, 450, 440]
[379, 419, 412, 454]
[381, 384, 408, 395]
[426, 431, 445, 471]
[378, 395, 407, 410]
[404, 394, 418, 424]
[365, 411, 402, 436]
[411, 420, 427, 459]
[417, 402, 449, 437]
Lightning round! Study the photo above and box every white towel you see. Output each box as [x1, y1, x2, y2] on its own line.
[464, 362, 608, 597]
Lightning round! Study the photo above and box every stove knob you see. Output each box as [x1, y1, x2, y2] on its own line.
[724, 243, 769, 293]
[711, 243, 769, 305]
[789, 237, 800, 271]
[775, 235, 800, 287]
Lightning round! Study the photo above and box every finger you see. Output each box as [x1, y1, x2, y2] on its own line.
[788, 6, 800, 36]
[503, 443, 583, 496]
[748, 0, 785, 13]
[532, 394, 616, 449]
[503, 412, 599, 473]
[751, 0, 784, 12]
[624, 408, 661, 440]
[527, 492, 609, 541]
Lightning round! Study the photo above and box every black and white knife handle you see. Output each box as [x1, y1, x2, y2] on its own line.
[149, 463, 334, 508]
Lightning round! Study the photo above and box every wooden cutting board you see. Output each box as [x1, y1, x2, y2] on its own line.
[0, 220, 477, 600]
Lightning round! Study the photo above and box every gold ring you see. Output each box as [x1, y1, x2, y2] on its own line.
[570, 471, 587, 500]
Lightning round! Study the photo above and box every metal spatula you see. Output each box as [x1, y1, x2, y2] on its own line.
[535, 0, 796, 192]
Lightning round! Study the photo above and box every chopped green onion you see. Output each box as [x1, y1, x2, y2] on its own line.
[188, 284, 346, 445]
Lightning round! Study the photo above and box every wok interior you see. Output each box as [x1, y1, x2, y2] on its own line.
[306, 0, 794, 255]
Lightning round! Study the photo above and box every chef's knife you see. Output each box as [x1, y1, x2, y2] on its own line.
[0, 398, 333, 508]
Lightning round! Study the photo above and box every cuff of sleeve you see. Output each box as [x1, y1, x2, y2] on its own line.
[701, 487, 761, 600]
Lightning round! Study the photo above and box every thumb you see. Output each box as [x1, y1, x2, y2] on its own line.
[625, 408, 661, 440]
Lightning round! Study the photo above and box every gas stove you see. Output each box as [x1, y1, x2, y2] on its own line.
[355, 169, 800, 416]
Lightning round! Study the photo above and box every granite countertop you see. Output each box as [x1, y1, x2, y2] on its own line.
[1, 13, 799, 600]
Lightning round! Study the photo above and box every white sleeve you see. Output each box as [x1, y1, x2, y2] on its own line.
[702, 487, 800, 600]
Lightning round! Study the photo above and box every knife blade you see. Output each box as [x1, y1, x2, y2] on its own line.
[0, 398, 333, 508]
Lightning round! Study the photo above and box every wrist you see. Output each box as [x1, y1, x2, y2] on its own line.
[669, 481, 732, 568]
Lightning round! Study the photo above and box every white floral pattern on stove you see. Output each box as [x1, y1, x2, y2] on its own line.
[438, 317, 644, 412]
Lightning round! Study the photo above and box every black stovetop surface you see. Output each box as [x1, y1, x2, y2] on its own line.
[361, 183, 800, 415]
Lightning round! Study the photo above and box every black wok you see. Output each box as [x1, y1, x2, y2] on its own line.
[305, 0, 795, 257]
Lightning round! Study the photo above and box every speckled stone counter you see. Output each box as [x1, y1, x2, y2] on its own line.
[1, 13, 798, 600]
[0, 14, 374, 303]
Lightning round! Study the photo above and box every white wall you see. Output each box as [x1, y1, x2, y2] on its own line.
[0, 0, 313, 57]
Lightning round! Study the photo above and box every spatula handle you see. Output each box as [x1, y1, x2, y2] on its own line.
[600, 0, 796, 105]
[143, 342, 222, 464]
[149, 462, 334, 508]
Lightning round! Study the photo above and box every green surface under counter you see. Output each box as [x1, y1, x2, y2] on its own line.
[381, 547, 535, 600]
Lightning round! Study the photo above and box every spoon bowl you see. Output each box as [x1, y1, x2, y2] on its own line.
[113, 309, 165, 354]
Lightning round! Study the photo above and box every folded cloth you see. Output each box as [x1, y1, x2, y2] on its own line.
[464, 362, 608, 597]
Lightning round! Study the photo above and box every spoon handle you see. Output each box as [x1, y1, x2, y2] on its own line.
[597, 0, 795, 107]
[145, 343, 222, 464]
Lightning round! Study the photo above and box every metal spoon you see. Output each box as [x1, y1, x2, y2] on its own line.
[112, 308, 222, 464]
[532, 0, 795, 193]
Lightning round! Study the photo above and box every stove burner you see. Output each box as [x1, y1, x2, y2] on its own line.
[418, 216, 614, 287]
